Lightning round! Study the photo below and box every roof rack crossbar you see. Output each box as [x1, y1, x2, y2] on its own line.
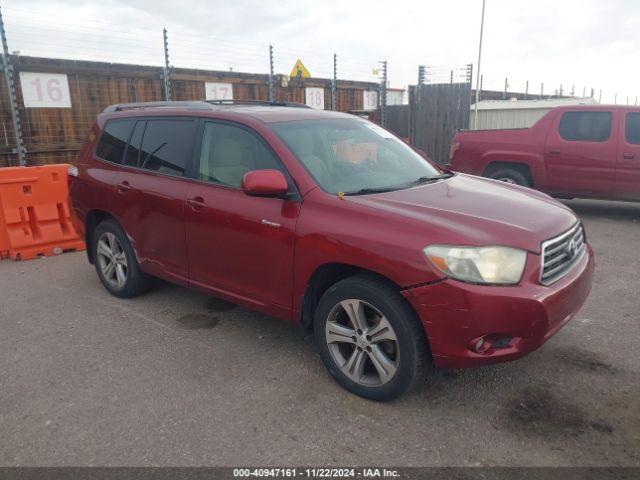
[103, 101, 213, 113]
[206, 99, 311, 109]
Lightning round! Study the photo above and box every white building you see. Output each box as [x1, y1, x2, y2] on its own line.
[470, 97, 599, 130]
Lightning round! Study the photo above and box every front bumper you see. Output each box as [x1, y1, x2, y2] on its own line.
[402, 245, 594, 369]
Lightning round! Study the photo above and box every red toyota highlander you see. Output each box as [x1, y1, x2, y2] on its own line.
[70, 100, 594, 401]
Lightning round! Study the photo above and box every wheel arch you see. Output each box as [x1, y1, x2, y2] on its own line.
[483, 161, 534, 186]
[299, 262, 408, 334]
[84, 210, 119, 264]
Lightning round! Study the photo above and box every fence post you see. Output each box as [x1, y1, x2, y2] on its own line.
[379, 60, 387, 127]
[162, 28, 171, 101]
[0, 6, 25, 166]
[525, 80, 529, 100]
[268, 45, 274, 103]
[331, 53, 337, 111]
[418, 65, 425, 85]
[503, 77, 508, 100]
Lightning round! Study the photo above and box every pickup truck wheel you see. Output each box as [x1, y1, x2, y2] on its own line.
[93, 220, 153, 298]
[487, 168, 531, 187]
[314, 275, 430, 401]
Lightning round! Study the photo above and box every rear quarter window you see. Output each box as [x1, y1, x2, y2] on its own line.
[96, 119, 134, 163]
[558, 111, 612, 142]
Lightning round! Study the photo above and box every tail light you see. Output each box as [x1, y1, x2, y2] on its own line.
[449, 141, 461, 161]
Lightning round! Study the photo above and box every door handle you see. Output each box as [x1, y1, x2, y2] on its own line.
[549, 149, 562, 155]
[116, 181, 132, 193]
[623, 152, 636, 160]
[186, 196, 206, 210]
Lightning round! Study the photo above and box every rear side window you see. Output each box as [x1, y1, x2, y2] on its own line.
[96, 119, 134, 163]
[558, 111, 612, 142]
[625, 113, 640, 145]
[138, 119, 196, 177]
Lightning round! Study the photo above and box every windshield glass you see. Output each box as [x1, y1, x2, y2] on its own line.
[270, 119, 444, 194]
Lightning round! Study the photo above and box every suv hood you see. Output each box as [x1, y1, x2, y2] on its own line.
[346, 173, 578, 253]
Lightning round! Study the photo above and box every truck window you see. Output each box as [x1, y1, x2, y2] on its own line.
[625, 113, 640, 145]
[558, 112, 612, 142]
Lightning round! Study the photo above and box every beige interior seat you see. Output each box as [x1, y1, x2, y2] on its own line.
[287, 130, 331, 186]
[206, 137, 254, 187]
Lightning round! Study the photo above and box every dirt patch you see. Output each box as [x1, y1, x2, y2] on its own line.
[204, 297, 237, 312]
[553, 347, 618, 375]
[176, 314, 220, 330]
[506, 387, 614, 438]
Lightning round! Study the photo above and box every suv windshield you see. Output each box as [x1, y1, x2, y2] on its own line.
[271, 119, 446, 194]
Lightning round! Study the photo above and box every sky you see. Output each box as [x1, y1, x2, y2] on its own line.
[3, 0, 639, 104]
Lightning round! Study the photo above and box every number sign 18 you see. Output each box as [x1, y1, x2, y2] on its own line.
[20, 72, 72, 108]
[305, 87, 325, 110]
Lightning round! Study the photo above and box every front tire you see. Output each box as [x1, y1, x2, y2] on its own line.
[314, 275, 430, 401]
[92, 219, 152, 298]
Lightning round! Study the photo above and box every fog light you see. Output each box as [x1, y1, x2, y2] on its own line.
[469, 336, 491, 354]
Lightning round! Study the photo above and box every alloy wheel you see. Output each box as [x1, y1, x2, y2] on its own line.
[96, 232, 128, 289]
[325, 299, 399, 387]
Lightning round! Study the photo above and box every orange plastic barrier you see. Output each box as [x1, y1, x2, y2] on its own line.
[0, 164, 85, 261]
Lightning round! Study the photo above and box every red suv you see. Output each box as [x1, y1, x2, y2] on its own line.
[70, 100, 594, 401]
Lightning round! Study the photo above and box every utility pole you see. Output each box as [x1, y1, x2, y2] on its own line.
[162, 28, 171, 101]
[0, 5, 25, 165]
[268, 45, 274, 102]
[379, 60, 387, 127]
[331, 53, 337, 111]
[473, 0, 486, 129]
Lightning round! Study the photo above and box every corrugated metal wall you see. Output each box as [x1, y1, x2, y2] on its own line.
[470, 107, 551, 130]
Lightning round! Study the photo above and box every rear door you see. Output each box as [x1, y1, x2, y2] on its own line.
[184, 120, 299, 318]
[109, 117, 197, 285]
[614, 111, 640, 200]
[544, 110, 616, 197]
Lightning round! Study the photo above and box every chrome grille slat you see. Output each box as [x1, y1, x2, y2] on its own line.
[540, 223, 586, 285]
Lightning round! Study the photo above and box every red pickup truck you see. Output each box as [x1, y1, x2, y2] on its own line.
[449, 105, 640, 201]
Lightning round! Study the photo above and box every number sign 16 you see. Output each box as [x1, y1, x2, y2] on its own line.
[20, 72, 72, 108]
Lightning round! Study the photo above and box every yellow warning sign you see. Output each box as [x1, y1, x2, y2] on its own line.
[290, 59, 311, 79]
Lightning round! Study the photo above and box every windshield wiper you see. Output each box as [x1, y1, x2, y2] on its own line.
[410, 172, 454, 185]
[341, 173, 454, 196]
[341, 186, 402, 196]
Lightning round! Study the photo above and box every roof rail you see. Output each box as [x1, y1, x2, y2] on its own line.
[102, 101, 213, 113]
[206, 99, 311, 109]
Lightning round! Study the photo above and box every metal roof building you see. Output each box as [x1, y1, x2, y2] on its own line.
[470, 97, 599, 130]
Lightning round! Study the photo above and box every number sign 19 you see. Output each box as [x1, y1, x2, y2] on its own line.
[205, 82, 234, 101]
[305, 87, 325, 110]
[20, 72, 72, 108]
[363, 90, 379, 111]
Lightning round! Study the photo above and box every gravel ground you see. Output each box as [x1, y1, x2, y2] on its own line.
[0, 199, 638, 467]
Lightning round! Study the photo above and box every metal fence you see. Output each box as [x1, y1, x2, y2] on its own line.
[0, 4, 389, 167]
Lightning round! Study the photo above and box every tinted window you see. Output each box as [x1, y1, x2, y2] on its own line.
[138, 119, 196, 176]
[123, 120, 145, 167]
[96, 120, 134, 163]
[199, 122, 283, 187]
[558, 111, 612, 142]
[625, 113, 640, 145]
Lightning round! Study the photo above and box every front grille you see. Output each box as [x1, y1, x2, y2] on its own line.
[540, 223, 586, 285]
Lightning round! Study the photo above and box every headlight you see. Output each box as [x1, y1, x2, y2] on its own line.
[423, 245, 527, 285]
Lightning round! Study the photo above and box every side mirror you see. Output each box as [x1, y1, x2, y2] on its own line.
[241, 169, 289, 197]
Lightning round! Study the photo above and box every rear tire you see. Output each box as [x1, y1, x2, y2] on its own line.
[486, 167, 531, 187]
[314, 275, 430, 401]
[92, 219, 153, 298]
